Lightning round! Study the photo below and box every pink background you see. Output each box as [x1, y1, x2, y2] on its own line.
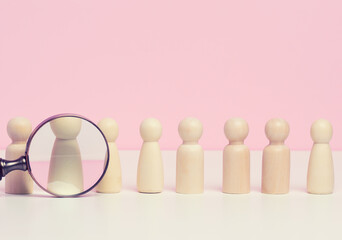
[0, 0, 341, 150]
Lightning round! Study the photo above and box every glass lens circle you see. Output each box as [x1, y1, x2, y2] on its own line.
[25, 114, 109, 197]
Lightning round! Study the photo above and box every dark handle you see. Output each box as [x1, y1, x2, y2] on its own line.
[0, 156, 28, 181]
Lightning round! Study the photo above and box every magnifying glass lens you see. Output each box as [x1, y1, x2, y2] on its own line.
[27, 116, 108, 197]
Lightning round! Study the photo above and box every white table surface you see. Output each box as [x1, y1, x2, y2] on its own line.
[0, 150, 342, 240]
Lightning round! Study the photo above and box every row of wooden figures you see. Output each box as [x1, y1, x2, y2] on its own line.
[4, 117, 334, 195]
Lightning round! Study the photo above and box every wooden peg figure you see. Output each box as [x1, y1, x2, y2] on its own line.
[307, 119, 334, 194]
[5, 117, 33, 194]
[223, 118, 250, 194]
[96, 118, 122, 193]
[176, 117, 204, 194]
[262, 118, 290, 194]
[137, 118, 164, 193]
[48, 117, 84, 195]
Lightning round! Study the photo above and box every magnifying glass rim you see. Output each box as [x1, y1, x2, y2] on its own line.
[25, 113, 110, 197]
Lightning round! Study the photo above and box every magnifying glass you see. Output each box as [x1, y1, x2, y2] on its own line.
[0, 114, 109, 197]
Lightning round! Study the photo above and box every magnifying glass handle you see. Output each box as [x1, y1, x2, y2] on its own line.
[0, 156, 28, 180]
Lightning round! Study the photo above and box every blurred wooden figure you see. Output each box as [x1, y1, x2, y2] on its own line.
[137, 118, 164, 193]
[307, 119, 334, 194]
[223, 118, 250, 194]
[176, 117, 204, 194]
[96, 118, 122, 193]
[5, 117, 33, 194]
[262, 118, 290, 194]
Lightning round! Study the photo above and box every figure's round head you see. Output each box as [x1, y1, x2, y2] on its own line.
[50, 117, 82, 139]
[140, 118, 162, 141]
[178, 117, 203, 142]
[224, 118, 249, 143]
[98, 118, 119, 142]
[7, 117, 32, 142]
[265, 118, 289, 143]
[310, 119, 333, 143]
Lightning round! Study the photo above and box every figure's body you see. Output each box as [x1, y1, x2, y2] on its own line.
[48, 117, 83, 195]
[176, 117, 204, 194]
[262, 118, 290, 194]
[223, 118, 250, 194]
[5, 117, 33, 194]
[307, 119, 334, 194]
[137, 118, 163, 193]
[96, 118, 122, 193]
